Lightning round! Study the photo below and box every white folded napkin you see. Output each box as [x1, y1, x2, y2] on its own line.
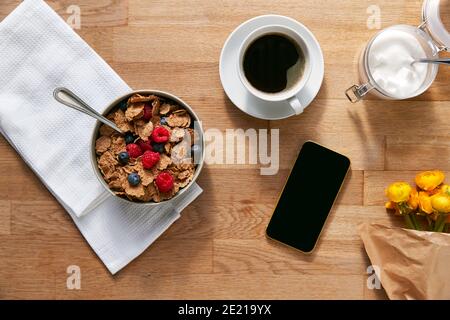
[0, 0, 202, 274]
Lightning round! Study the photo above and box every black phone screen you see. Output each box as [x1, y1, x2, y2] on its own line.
[266, 141, 350, 253]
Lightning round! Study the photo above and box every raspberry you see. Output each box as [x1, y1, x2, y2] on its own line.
[151, 126, 170, 143]
[143, 103, 152, 121]
[137, 139, 153, 152]
[141, 151, 160, 169]
[126, 143, 143, 158]
[155, 172, 174, 193]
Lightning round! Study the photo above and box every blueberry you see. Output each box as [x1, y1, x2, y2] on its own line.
[152, 142, 165, 153]
[127, 173, 141, 186]
[118, 152, 129, 165]
[125, 132, 135, 145]
[119, 100, 128, 111]
[160, 117, 168, 125]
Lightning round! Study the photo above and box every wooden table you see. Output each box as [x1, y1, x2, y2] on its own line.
[1, 0, 449, 299]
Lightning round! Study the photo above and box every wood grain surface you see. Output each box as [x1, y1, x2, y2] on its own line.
[1, 0, 449, 300]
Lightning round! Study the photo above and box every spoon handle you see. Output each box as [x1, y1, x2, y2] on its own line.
[416, 58, 450, 65]
[53, 87, 123, 134]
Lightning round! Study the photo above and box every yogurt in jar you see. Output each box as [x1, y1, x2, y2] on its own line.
[367, 29, 429, 99]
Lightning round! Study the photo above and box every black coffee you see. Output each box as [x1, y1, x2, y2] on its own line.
[243, 34, 304, 93]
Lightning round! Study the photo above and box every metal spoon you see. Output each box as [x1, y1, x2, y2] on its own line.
[414, 58, 450, 66]
[53, 87, 123, 134]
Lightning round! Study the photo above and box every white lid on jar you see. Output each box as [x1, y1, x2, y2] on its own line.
[422, 0, 450, 49]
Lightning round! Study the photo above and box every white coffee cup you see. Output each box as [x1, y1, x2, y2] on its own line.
[238, 25, 312, 115]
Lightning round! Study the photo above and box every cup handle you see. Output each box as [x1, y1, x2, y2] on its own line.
[288, 96, 304, 115]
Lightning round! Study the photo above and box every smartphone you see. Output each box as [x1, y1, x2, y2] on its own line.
[266, 141, 350, 253]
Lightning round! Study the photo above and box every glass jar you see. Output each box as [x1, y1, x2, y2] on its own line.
[346, 0, 450, 102]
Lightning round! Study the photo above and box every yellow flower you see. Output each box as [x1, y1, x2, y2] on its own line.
[385, 201, 401, 215]
[407, 189, 419, 210]
[415, 170, 445, 191]
[385, 182, 412, 203]
[431, 193, 450, 213]
[418, 191, 433, 214]
[440, 184, 450, 196]
[385, 201, 396, 210]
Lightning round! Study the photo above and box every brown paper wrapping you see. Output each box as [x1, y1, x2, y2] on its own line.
[359, 223, 450, 300]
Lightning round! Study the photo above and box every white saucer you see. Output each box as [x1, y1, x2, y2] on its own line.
[219, 15, 325, 120]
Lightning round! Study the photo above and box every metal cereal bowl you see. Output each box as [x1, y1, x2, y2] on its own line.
[89, 90, 205, 206]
